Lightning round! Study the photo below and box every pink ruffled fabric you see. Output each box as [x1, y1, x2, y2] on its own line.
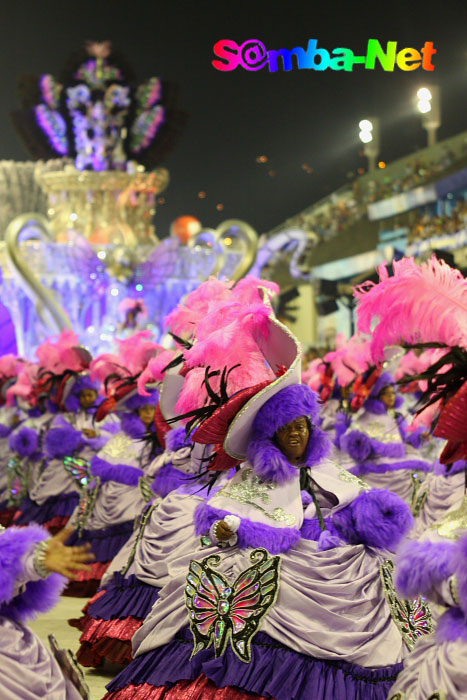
[80, 615, 142, 644]
[103, 675, 271, 700]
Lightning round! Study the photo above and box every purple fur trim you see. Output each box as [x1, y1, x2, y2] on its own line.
[84, 434, 108, 451]
[90, 455, 144, 485]
[436, 607, 467, 643]
[301, 518, 332, 540]
[124, 389, 159, 411]
[120, 412, 146, 438]
[369, 438, 405, 459]
[247, 426, 330, 485]
[350, 458, 432, 476]
[44, 425, 83, 458]
[9, 427, 39, 457]
[247, 438, 297, 483]
[166, 426, 192, 452]
[402, 425, 424, 449]
[363, 398, 387, 415]
[317, 530, 345, 551]
[194, 502, 300, 554]
[434, 459, 466, 476]
[0, 423, 11, 438]
[152, 464, 189, 498]
[369, 372, 393, 399]
[102, 420, 121, 434]
[27, 406, 42, 418]
[394, 539, 456, 598]
[332, 489, 413, 552]
[333, 412, 351, 449]
[0, 525, 66, 621]
[251, 384, 322, 440]
[453, 533, 467, 616]
[340, 431, 373, 461]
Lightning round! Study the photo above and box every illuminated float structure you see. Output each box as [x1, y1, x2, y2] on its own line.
[0, 42, 258, 356]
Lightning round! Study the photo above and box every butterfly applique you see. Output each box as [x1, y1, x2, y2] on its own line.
[185, 547, 280, 663]
[63, 456, 91, 489]
[381, 559, 434, 651]
[75, 477, 101, 536]
[7, 457, 29, 507]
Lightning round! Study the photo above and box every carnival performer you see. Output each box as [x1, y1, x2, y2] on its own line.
[0, 523, 94, 700]
[64, 332, 168, 596]
[0, 354, 27, 525]
[13, 334, 115, 534]
[336, 367, 433, 504]
[351, 254, 467, 699]
[103, 284, 425, 700]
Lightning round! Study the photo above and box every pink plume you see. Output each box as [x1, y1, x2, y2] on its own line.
[164, 278, 233, 337]
[116, 331, 163, 375]
[302, 358, 323, 391]
[137, 350, 178, 395]
[232, 277, 280, 304]
[355, 256, 467, 361]
[0, 354, 20, 379]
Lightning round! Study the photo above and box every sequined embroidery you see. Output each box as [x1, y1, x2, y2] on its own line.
[101, 433, 134, 460]
[411, 480, 428, 518]
[214, 468, 296, 525]
[75, 477, 101, 536]
[185, 547, 281, 663]
[430, 495, 467, 540]
[121, 503, 158, 576]
[351, 420, 401, 444]
[380, 559, 434, 651]
[338, 468, 370, 492]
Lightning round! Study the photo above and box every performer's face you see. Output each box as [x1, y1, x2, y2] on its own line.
[276, 416, 310, 462]
[379, 385, 396, 409]
[138, 404, 156, 427]
[79, 389, 98, 409]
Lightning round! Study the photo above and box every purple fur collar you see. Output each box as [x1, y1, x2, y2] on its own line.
[0, 525, 66, 621]
[247, 425, 331, 484]
[350, 458, 432, 476]
[166, 426, 193, 452]
[194, 502, 300, 554]
[120, 412, 147, 439]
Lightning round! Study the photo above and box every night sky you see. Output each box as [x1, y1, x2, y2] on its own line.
[0, 0, 465, 238]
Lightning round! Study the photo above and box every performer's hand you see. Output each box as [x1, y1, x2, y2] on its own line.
[215, 520, 235, 541]
[82, 428, 97, 439]
[44, 527, 95, 579]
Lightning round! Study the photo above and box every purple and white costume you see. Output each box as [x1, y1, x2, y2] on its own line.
[388, 501, 467, 700]
[0, 524, 81, 700]
[105, 385, 422, 700]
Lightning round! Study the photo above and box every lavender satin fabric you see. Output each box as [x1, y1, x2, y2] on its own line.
[134, 492, 206, 587]
[388, 633, 467, 699]
[358, 469, 416, 504]
[108, 627, 402, 700]
[29, 459, 80, 505]
[131, 501, 407, 667]
[0, 616, 81, 700]
[410, 471, 466, 539]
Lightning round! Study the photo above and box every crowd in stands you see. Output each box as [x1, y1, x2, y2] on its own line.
[294, 142, 467, 242]
[408, 198, 467, 243]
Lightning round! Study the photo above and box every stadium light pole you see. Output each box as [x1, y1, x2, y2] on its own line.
[416, 86, 441, 147]
[358, 118, 380, 173]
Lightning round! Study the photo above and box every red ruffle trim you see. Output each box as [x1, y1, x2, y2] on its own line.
[43, 515, 71, 534]
[77, 616, 142, 666]
[81, 615, 142, 643]
[0, 507, 17, 527]
[63, 562, 110, 597]
[103, 676, 271, 700]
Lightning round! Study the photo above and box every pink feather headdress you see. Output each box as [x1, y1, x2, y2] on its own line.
[355, 256, 467, 361]
[354, 255, 467, 463]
